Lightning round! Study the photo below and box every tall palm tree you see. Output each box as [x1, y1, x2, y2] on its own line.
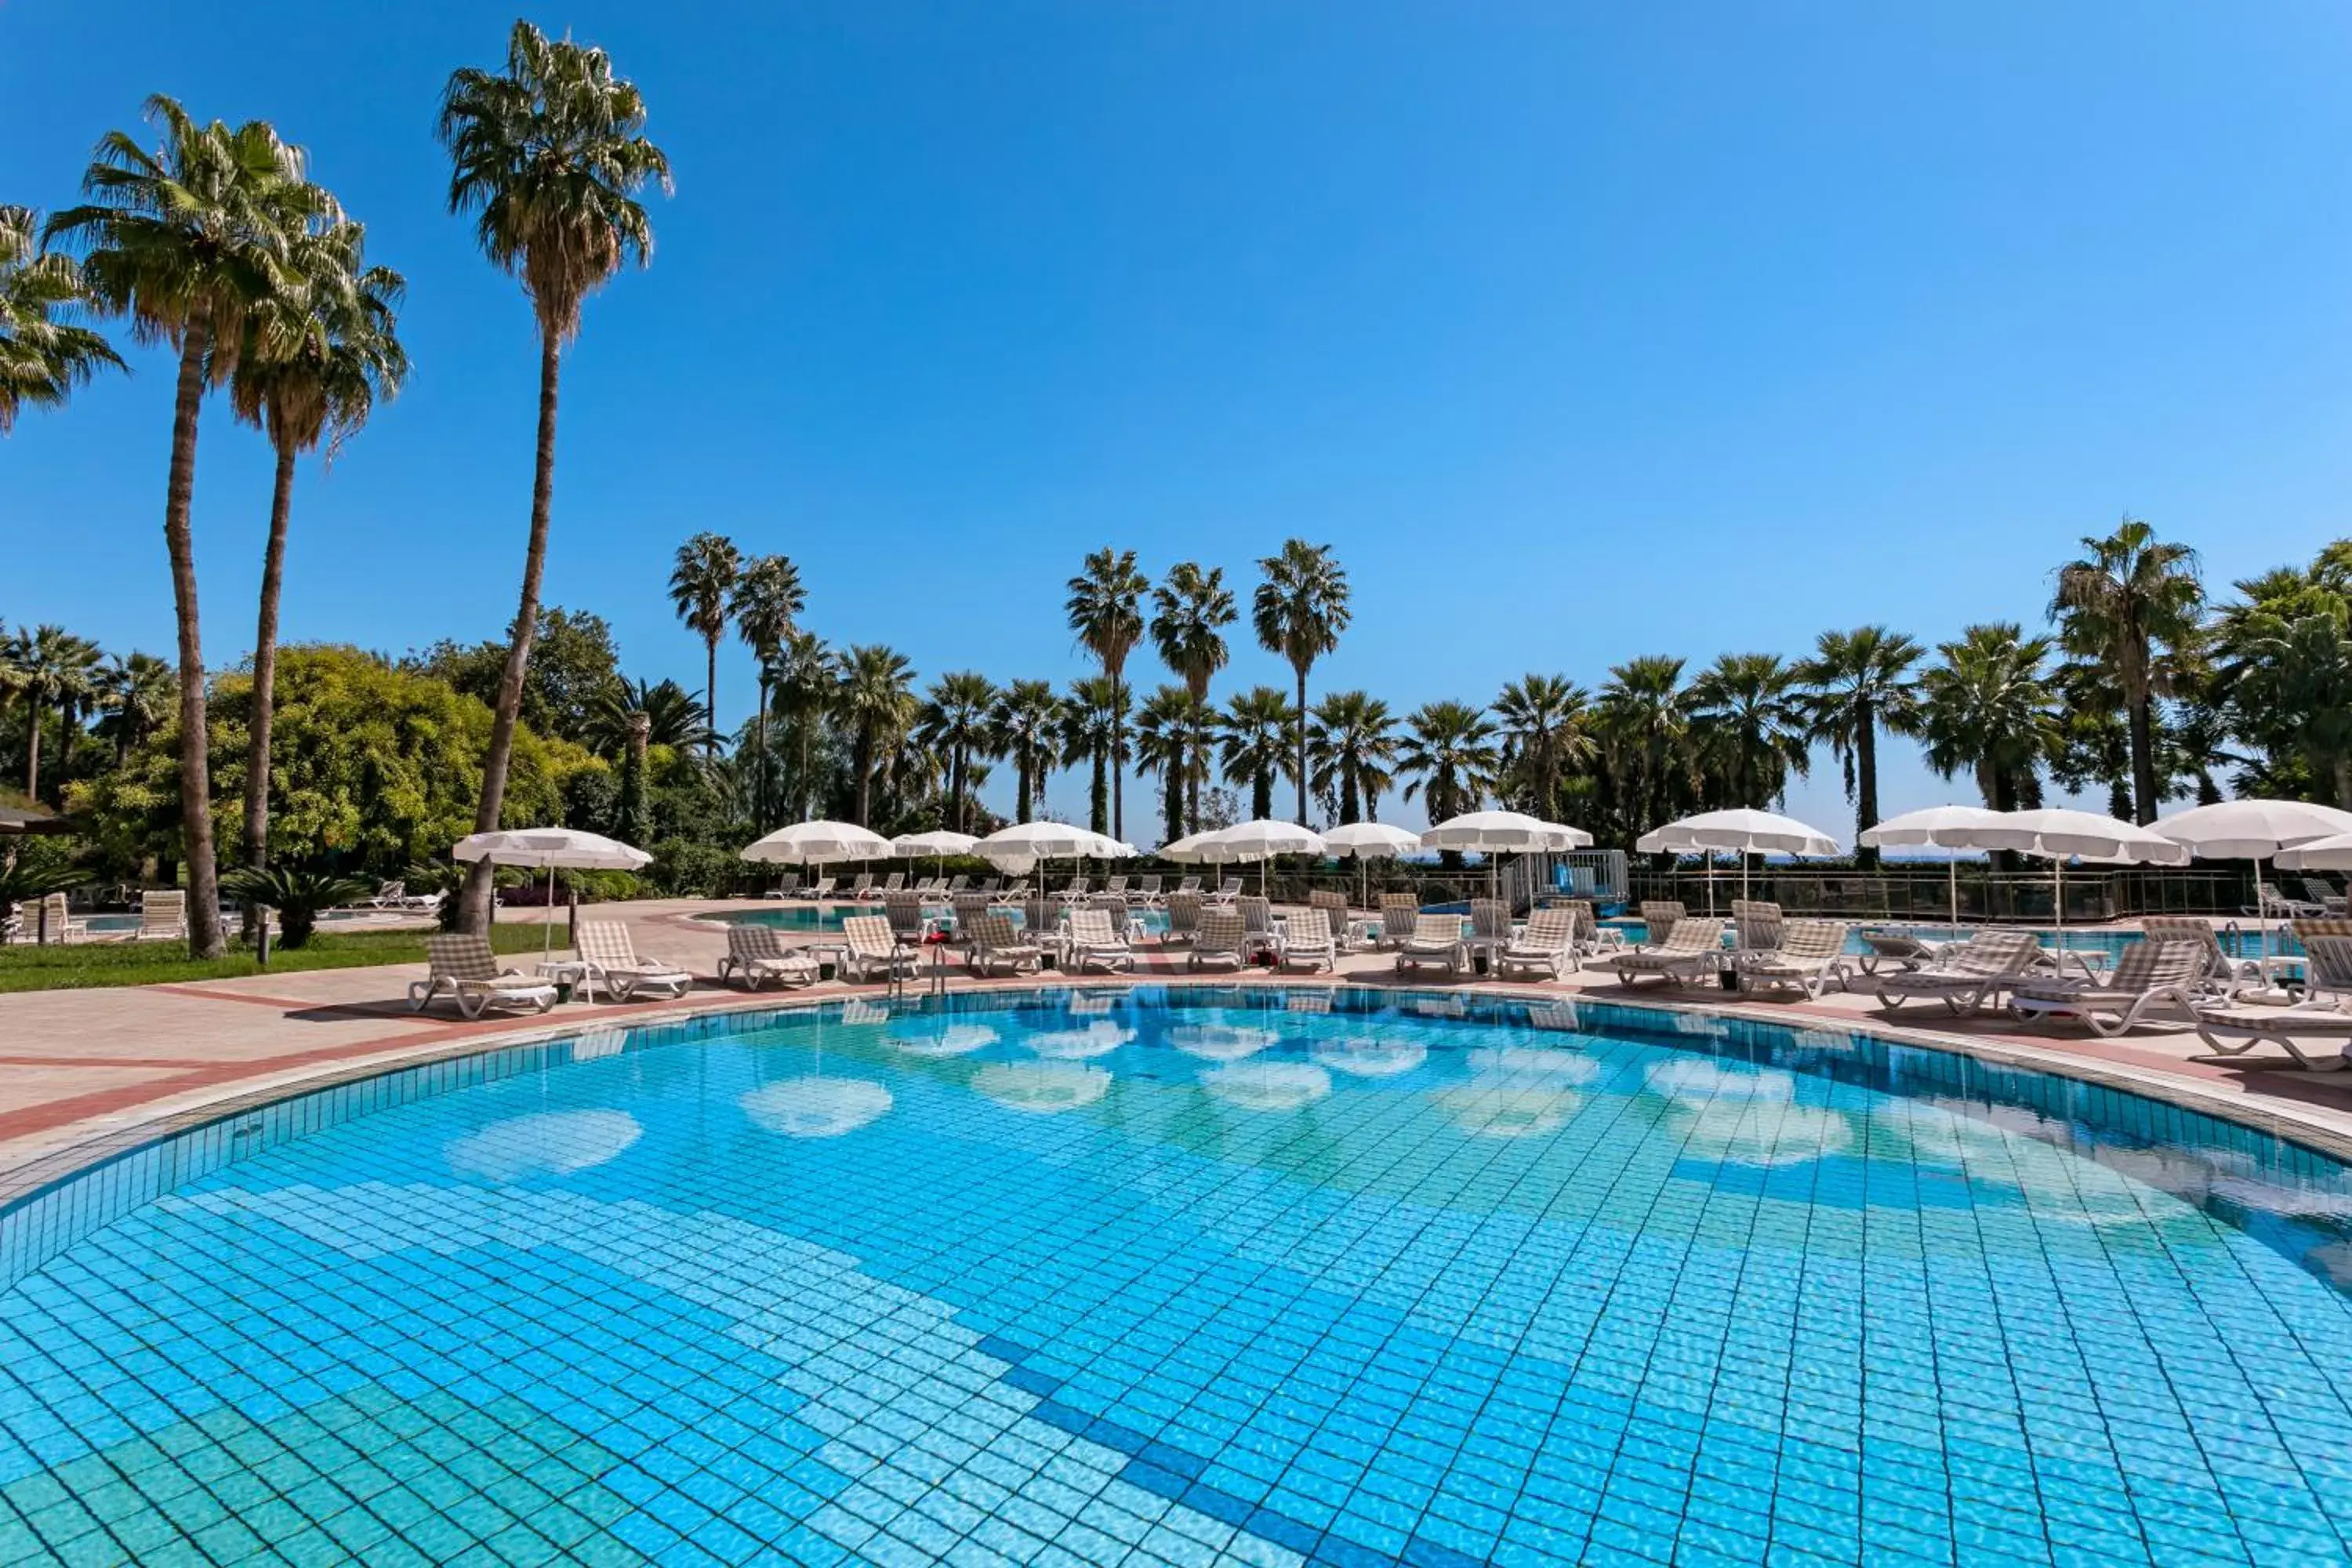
[1133, 684, 1210, 844]
[1149, 561, 1236, 827]
[1307, 690, 1399, 824]
[1399, 701, 1499, 826]
[1916, 623, 2061, 813]
[833, 644, 915, 827]
[669, 532, 741, 753]
[766, 630, 834, 822]
[47, 97, 334, 956]
[1688, 652, 1810, 810]
[97, 652, 174, 768]
[1252, 540, 1351, 825]
[916, 672, 998, 832]
[989, 679, 1063, 824]
[1795, 626, 1921, 865]
[0, 204, 122, 433]
[3, 625, 101, 802]
[1059, 676, 1129, 835]
[1491, 674, 1593, 821]
[729, 553, 804, 828]
[229, 218, 407, 880]
[1595, 655, 1693, 839]
[1218, 685, 1298, 823]
[2232, 609, 2352, 808]
[586, 677, 713, 757]
[1065, 549, 1148, 839]
[438, 20, 671, 932]
[2050, 517, 2205, 823]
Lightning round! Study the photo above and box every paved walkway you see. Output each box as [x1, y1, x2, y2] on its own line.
[4, 896, 2349, 1203]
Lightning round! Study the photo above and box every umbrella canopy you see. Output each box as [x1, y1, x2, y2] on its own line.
[454, 826, 652, 870]
[740, 820, 892, 865]
[2154, 800, 2352, 860]
[1635, 808, 1840, 858]
[1966, 808, 2188, 863]
[0, 792, 76, 837]
[973, 822, 1127, 859]
[1201, 818, 1327, 861]
[1320, 822, 1421, 858]
[891, 829, 979, 858]
[1857, 804, 2007, 850]
[1157, 830, 1217, 864]
[1422, 811, 1591, 853]
[2277, 833, 2352, 871]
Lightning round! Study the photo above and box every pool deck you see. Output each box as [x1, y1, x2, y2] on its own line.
[4, 895, 2350, 1203]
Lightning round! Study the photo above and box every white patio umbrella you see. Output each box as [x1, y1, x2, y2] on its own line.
[1969, 808, 2187, 963]
[1200, 818, 1326, 895]
[1635, 808, 1840, 911]
[453, 826, 652, 956]
[2156, 799, 2352, 958]
[2277, 832, 2352, 871]
[741, 819, 891, 866]
[973, 822, 1129, 899]
[1422, 811, 1591, 900]
[1858, 804, 2007, 931]
[1323, 821, 1421, 908]
[891, 829, 978, 884]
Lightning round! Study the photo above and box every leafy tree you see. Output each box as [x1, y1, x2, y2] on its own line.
[1252, 540, 1351, 825]
[730, 554, 804, 829]
[989, 679, 1062, 824]
[1060, 676, 1129, 835]
[915, 671, 997, 833]
[1399, 700, 1498, 827]
[230, 216, 407, 885]
[3, 624, 101, 801]
[49, 96, 336, 956]
[2049, 517, 2204, 822]
[1492, 674, 1592, 821]
[1218, 685, 1297, 823]
[1795, 626, 1921, 864]
[1916, 623, 2060, 813]
[0, 204, 122, 432]
[1308, 690, 1398, 825]
[410, 606, 624, 745]
[833, 644, 915, 826]
[668, 531, 741, 751]
[438, 19, 671, 933]
[1065, 549, 1148, 840]
[1688, 652, 1809, 810]
[2230, 608, 2352, 808]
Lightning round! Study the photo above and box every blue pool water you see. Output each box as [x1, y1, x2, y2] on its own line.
[1604, 918, 2299, 963]
[718, 905, 1175, 937]
[3, 988, 2350, 1566]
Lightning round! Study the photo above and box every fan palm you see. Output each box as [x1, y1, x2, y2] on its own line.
[1134, 685, 1211, 844]
[1308, 691, 1399, 825]
[230, 217, 407, 878]
[2231, 609, 2352, 808]
[1492, 674, 1592, 821]
[3, 624, 102, 802]
[1218, 685, 1298, 823]
[0, 205, 122, 433]
[916, 672, 999, 832]
[1058, 677, 1128, 836]
[729, 554, 804, 830]
[588, 678, 712, 756]
[1149, 561, 1236, 826]
[989, 679, 1063, 824]
[437, 20, 671, 931]
[1595, 655, 1694, 838]
[833, 644, 916, 827]
[2050, 517, 2204, 823]
[668, 532, 741, 753]
[96, 652, 174, 767]
[1794, 625, 1922, 863]
[46, 96, 334, 956]
[1688, 652, 1810, 810]
[1399, 701, 1498, 826]
[766, 629, 834, 822]
[1916, 623, 2061, 813]
[1252, 540, 1351, 824]
[1065, 548, 1148, 839]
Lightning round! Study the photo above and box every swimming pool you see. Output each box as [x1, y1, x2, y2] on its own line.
[716, 905, 1176, 937]
[1603, 917, 2299, 963]
[3, 987, 2349, 1566]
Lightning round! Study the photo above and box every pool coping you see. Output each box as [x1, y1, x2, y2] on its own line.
[6, 971, 2352, 1224]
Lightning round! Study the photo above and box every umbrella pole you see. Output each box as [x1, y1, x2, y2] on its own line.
[543, 858, 555, 958]
[1948, 855, 1958, 935]
[2053, 856, 2063, 969]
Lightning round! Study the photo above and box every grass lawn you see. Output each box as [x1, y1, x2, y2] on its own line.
[0, 924, 552, 993]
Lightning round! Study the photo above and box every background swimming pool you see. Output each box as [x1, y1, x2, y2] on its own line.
[2, 988, 2348, 1566]
[1602, 918, 2300, 962]
[718, 905, 1175, 937]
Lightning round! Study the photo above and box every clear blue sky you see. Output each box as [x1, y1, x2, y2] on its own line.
[6, 2, 2350, 837]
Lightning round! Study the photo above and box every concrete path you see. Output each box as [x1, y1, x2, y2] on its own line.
[4, 896, 2349, 1203]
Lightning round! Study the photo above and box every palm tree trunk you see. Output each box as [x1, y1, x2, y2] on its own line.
[2334, 755, 2352, 812]
[245, 439, 296, 877]
[1294, 670, 1309, 825]
[855, 728, 874, 826]
[753, 672, 771, 831]
[165, 326, 226, 959]
[459, 327, 561, 935]
[55, 699, 74, 798]
[705, 637, 720, 757]
[23, 703, 38, 799]
[1016, 751, 1033, 824]
[2126, 695, 2158, 824]
[1109, 674, 1125, 841]
[1854, 704, 1880, 868]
